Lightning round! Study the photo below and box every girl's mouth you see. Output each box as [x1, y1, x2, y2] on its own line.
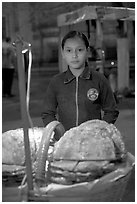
[71, 61, 79, 64]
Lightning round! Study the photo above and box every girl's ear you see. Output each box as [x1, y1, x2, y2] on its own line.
[61, 49, 65, 59]
[86, 47, 90, 60]
[87, 47, 90, 54]
[87, 46, 90, 51]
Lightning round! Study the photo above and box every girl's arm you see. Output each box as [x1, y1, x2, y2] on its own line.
[100, 75, 119, 124]
[41, 79, 58, 127]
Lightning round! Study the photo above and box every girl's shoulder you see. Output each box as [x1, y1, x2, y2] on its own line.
[90, 69, 109, 86]
[52, 71, 66, 79]
[49, 71, 66, 84]
[90, 69, 105, 80]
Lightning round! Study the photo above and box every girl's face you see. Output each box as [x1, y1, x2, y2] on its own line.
[62, 37, 88, 70]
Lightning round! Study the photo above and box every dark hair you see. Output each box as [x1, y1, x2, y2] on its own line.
[62, 31, 89, 49]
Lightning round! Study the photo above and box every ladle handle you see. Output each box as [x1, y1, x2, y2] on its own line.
[35, 121, 65, 186]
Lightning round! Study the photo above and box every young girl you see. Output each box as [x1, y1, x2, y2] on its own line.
[42, 31, 119, 132]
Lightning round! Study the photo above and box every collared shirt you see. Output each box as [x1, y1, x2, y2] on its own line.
[42, 66, 119, 131]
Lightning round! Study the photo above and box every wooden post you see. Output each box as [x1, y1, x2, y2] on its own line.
[96, 19, 103, 49]
[14, 38, 33, 191]
[95, 19, 104, 74]
[117, 38, 129, 92]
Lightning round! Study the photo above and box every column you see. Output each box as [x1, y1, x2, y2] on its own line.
[117, 38, 129, 92]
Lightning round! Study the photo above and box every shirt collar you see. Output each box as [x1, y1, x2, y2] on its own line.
[64, 65, 91, 84]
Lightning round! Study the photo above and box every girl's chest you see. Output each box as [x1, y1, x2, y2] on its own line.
[56, 79, 101, 103]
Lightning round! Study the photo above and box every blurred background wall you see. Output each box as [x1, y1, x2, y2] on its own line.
[2, 2, 135, 76]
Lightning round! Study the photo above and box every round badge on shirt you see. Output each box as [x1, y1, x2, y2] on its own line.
[87, 88, 99, 101]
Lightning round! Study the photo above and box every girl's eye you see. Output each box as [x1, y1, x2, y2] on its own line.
[65, 49, 71, 52]
[78, 49, 83, 52]
[78, 48, 85, 52]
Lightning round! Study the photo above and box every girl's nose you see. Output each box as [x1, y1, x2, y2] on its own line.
[72, 50, 78, 58]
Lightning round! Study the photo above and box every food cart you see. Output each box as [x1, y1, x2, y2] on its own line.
[2, 5, 135, 202]
[57, 5, 135, 93]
